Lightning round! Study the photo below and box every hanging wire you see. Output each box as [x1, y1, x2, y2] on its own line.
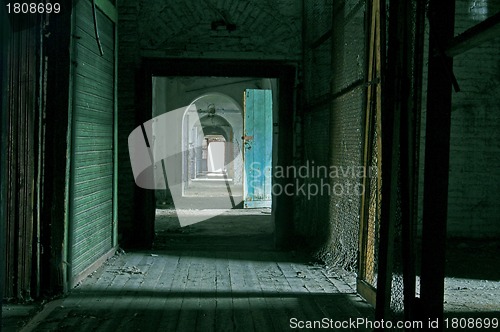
[92, 0, 104, 56]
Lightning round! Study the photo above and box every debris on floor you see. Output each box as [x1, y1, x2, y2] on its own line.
[110, 266, 144, 275]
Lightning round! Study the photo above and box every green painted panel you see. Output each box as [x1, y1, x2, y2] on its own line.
[69, 0, 115, 280]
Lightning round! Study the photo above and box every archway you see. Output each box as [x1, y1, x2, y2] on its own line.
[181, 93, 243, 198]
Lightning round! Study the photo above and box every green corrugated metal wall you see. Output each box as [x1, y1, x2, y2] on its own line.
[69, 0, 115, 280]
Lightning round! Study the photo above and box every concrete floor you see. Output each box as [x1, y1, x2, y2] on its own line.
[154, 208, 273, 251]
[6, 209, 374, 332]
[157, 180, 244, 210]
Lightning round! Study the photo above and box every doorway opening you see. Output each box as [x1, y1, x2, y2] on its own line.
[195, 134, 227, 179]
[180, 92, 243, 203]
[132, 59, 296, 250]
[151, 76, 277, 251]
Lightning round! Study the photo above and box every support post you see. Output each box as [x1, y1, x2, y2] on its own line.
[420, 0, 455, 329]
[41, 4, 74, 295]
[375, 0, 398, 322]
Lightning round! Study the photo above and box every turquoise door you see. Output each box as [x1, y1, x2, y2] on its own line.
[243, 89, 273, 208]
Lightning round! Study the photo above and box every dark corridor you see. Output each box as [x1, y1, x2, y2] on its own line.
[2, 0, 500, 331]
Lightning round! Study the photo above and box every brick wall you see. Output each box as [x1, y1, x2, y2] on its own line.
[419, 0, 500, 238]
[448, 0, 500, 237]
[299, 0, 366, 269]
[297, 0, 333, 245]
[136, 0, 302, 59]
[296, 107, 331, 242]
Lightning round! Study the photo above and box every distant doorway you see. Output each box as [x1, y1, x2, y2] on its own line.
[207, 137, 226, 173]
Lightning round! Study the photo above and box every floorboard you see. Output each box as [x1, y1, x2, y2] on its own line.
[22, 210, 374, 331]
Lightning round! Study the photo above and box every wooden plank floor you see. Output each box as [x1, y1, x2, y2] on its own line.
[25, 250, 373, 331]
[20, 211, 374, 331]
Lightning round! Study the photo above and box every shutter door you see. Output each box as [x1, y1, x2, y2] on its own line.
[70, 0, 115, 280]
